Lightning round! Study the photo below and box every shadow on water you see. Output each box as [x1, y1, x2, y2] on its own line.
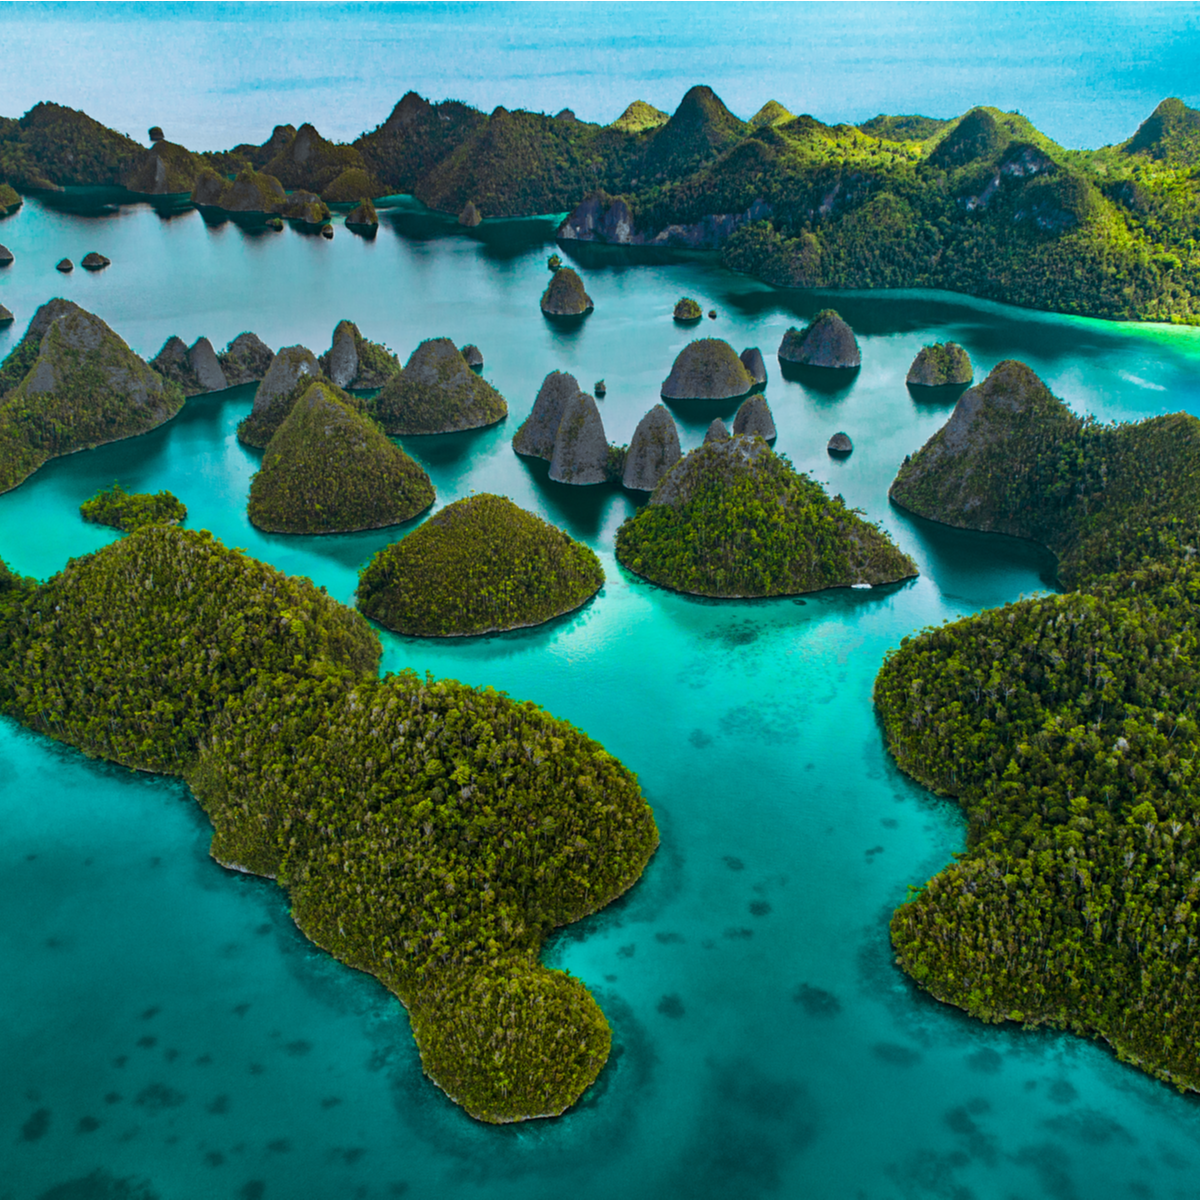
[556, 240, 718, 274]
[396, 422, 503, 470]
[32, 186, 125, 218]
[662, 395, 745, 433]
[778, 360, 860, 398]
[907, 381, 971, 407]
[893, 505, 1060, 597]
[518, 456, 627, 540]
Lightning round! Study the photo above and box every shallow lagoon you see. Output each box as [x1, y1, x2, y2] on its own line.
[3, 196, 1200, 1199]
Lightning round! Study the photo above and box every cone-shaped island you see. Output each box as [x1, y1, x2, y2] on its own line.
[661, 338, 756, 400]
[357, 493, 603, 636]
[248, 380, 434, 534]
[616, 436, 916, 597]
[370, 338, 507, 435]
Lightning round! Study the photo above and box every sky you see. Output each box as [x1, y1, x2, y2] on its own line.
[1, 2, 1199, 151]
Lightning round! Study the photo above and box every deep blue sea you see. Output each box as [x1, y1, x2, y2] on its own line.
[6, 168, 1200, 1200]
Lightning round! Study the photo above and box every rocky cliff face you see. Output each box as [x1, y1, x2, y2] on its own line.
[732, 395, 776, 441]
[739, 346, 767, 385]
[218, 333, 273, 386]
[623, 404, 681, 491]
[549, 393, 608, 484]
[152, 335, 228, 395]
[557, 190, 772, 249]
[237, 345, 322, 447]
[704, 418, 730, 444]
[513, 371, 584, 460]
[778, 310, 861, 368]
[662, 338, 756, 400]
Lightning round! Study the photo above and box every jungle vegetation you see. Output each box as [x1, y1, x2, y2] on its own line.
[0, 526, 656, 1122]
[356, 493, 604, 636]
[889, 360, 1200, 588]
[875, 562, 1200, 1092]
[615, 436, 917, 597]
[5, 92, 1200, 319]
[80, 483, 187, 531]
[248, 381, 434, 535]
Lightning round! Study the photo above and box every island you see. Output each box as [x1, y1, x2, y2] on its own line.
[623, 404, 682, 491]
[888, 359, 1200, 588]
[247, 379, 434, 534]
[152, 335, 229, 396]
[319, 319, 401, 389]
[512, 371, 587, 460]
[875, 560, 1200, 1093]
[541, 267, 593, 317]
[907, 342, 973, 387]
[778, 310, 861, 369]
[0, 300, 184, 495]
[661, 338, 757, 400]
[237, 345, 323, 448]
[615, 435, 917, 596]
[370, 338, 507, 435]
[356, 493, 604, 636]
[80, 483, 187, 531]
[674, 297, 703, 322]
[731, 394, 776, 441]
[0, 525, 658, 1123]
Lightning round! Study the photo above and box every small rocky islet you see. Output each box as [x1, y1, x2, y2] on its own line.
[778, 310, 861, 369]
[319, 319, 400, 389]
[906, 342, 973, 387]
[661, 338, 758, 400]
[80, 483, 187, 531]
[356, 493, 603, 636]
[237, 345, 323, 448]
[540, 267, 593, 316]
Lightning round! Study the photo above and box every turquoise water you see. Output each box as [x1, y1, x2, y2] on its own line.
[4, 197, 1200, 1199]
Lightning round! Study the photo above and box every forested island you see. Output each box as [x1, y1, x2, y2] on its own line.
[878, 358, 1200, 1093]
[3, 89, 1200, 320]
[0, 527, 658, 1122]
[616, 435, 917, 596]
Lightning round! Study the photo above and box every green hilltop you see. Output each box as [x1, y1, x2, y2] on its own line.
[616, 435, 917, 597]
[80, 483, 187, 531]
[248, 380, 434, 535]
[356, 493, 603, 636]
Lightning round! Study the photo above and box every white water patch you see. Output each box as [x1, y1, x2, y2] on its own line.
[1118, 370, 1167, 391]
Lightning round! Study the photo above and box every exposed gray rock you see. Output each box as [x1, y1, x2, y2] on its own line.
[461, 344, 483, 368]
[346, 199, 378, 228]
[218, 332, 274, 386]
[0, 304, 13, 324]
[907, 342, 973, 387]
[0, 245, 12, 266]
[828, 431, 853, 455]
[81, 252, 111, 270]
[148, 126, 164, 143]
[594, 380, 606, 397]
[458, 201, 482, 227]
[558, 191, 773, 249]
[540, 268, 593, 316]
[188, 337, 227, 392]
[662, 339, 755, 400]
[733, 395, 776, 442]
[280, 190, 328, 224]
[320, 224, 334, 239]
[512, 370, 583, 460]
[369, 338, 506, 435]
[652, 436, 774, 509]
[704, 418, 730, 444]
[623, 404, 681, 491]
[739, 346, 767, 385]
[150, 335, 190, 387]
[549, 392, 608, 484]
[56, 258, 73, 272]
[779, 310, 860, 369]
[326, 321, 359, 387]
[238, 345, 321, 446]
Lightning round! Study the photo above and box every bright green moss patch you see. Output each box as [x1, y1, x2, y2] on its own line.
[673, 297, 703, 321]
[248, 380, 433, 534]
[356, 493, 603, 636]
[875, 563, 1200, 1093]
[890, 360, 1200, 588]
[0, 182, 20, 213]
[80, 482, 187, 531]
[616, 436, 917, 597]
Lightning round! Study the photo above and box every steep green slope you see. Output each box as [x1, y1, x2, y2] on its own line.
[356, 493, 603, 636]
[0, 300, 184, 494]
[616, 436, 916, 597]
[889, 360, 1200, 587]
[0, 102, 141, 189]
[248, 381, 434, 534]
[875, 563, 1200, 1093]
